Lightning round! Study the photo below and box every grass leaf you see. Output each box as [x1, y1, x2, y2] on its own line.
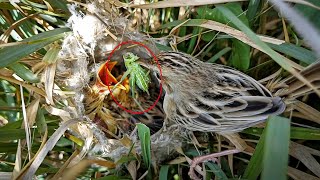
[159, 165, 169, 180]
[268, 42, 317, 64]
[243, 124, 267, 179]
[8, 62, 40, 83]
[205, 162, 228, 180]
[137, 123, 151, 169]
[243, 127, 320, 140]
[261, 116, 290, 180]
[0, 28, 70, 68]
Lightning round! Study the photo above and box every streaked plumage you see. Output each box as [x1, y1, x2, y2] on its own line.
[140, 51, 286, 133]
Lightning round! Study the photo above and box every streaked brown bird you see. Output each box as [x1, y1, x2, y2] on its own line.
[141, 51, 286, 131]
[140, 51, 288, 179]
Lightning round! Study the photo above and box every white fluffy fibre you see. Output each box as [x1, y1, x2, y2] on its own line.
[68, 14, 102, 45]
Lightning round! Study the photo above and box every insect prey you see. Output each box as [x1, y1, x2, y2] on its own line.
[113, 52, 151, 97]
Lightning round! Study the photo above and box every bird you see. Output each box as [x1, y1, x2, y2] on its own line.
[140, 51, 286, 132]
[138, 51, 287, 179]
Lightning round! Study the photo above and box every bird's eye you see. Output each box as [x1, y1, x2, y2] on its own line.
[89, 73, 95, 82]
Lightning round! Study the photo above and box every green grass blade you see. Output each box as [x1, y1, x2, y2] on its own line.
[0, 129, 26, 141]
[243, 122, 267, 179]
[137, 123, 151, 169]
[268, 42, 317, 64]
[244, 116, 290, 179]
[45, 0, 70, 12]
[36, 108, 47, 136]
[0, 28, 70, 68]
[8, 62, 40, 83]
[207, 47, 231, 63]
[0, 80, 18, 122]
[0, 120, 22, 129]
[243, 127, 320, 140]
[159, 165, 169, 180]
[246, 0, 261, 25]
[0, 142, 19, 153]
[197, 3, 251, 70]
[205, 162, 228, 180]
[216, 5, 320, 95]
[261, 116, 290, 180]
[215, 6, 291, 70]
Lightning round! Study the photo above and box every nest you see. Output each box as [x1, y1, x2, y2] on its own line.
[52, 1, 187, 166]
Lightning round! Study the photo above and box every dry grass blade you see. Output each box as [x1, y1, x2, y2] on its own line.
[129, 0, 320, 9]
[20, 85, 32, 161]
[289, 141, 320, 177]
[0, 116, 8, 127]
[288, 166, 320, 180]
[12, 141, 22, 180]
[50, 149, 80, 179]
[44, 63, 57, 105]
[168, 156, 187, 164]
[25, 98, 40, 128]
[22, 119, 79, 180]
[59, 158, 116, 179]
[45, 106, 71, 121]
[130, 0, 246, 9]
[0, 13, 39, 43]
[293, 101, 320, 124]
[178, 19, 286, 44]
[222, 133, 247, 151]
[127, 161, 137, 180]
[15, 126, 48, 180]
[277, 62, 320, 98]
[0, 75, 46, 97]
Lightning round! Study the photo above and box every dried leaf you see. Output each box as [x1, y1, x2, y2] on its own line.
[51, 149, 80, 179]
[23, 119, 79, 179]
[44, 63, 57, 105]
[0, 75, 46, 98]
[130, 0, 246, 9]
[222, 133, 247, 151]
[288, 166, 320, 180]
[168, 156, 187, 164]
[45, 106, 71, 120]
[0, 68, 13, 77]
[290, 141, 320, 177]
[12, 141, 22, 180]
[293, 101, 320, 124]
[127, 161, 137, 180]
[129, 0, 320, 9]
[59, 159, 96, 180]
[26, 98, 40, 127]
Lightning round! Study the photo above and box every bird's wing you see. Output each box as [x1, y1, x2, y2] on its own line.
[173, 65, 286, 133]
[174, 94, 285, 133]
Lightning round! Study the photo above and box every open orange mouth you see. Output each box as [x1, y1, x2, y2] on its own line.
[95, 61, 126, 91]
